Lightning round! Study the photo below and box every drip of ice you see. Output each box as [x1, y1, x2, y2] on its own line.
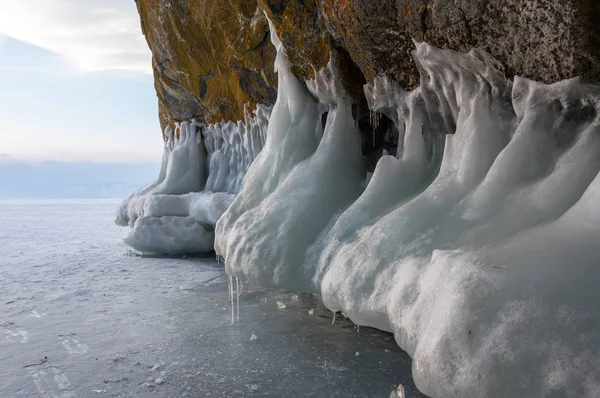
[229, 275, 234, 324]
[276, 301, 286, 309]
[123, 192, 235, 254]
[214, 19, 600, 397]
[236, 277, 240, 321]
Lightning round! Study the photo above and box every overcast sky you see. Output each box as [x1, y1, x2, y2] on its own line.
[0, 0, 163, 162]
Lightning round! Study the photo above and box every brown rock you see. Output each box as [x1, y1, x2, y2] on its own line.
[136, 0, 278, 129]
[136, 0, 600, 130]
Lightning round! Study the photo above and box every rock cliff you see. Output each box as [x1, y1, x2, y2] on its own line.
[136, 0, 600, 130]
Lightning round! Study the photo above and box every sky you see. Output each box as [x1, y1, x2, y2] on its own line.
[0, 0, 163, 163]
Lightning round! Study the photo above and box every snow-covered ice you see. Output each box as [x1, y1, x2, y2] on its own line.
[123, 192, 234, 255]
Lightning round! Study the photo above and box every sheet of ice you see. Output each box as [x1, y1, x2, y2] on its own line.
[216, 19, 600, 397]
[116, 105, 269, 254]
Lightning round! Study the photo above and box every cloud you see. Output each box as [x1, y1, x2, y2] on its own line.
[0, 0, 152, 73]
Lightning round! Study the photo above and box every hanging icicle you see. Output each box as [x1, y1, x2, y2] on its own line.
[236, 277, 240, 321]
[229, 275, 234, 324]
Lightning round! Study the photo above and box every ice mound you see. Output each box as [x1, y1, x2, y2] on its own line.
[116, 106, 269, 254]
[115, 122, 207, 228]
[215, 19, 365, 288]
[216, 20, 600, 397]
[124, 192, 234, 254]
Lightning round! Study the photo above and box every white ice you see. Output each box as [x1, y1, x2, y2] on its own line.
[116, 105, 269, 254]
[202, 104, 271, 193]
[215, 20, 600, 397]
[123, 192, 234, 255]
[115, 122, 207, 228]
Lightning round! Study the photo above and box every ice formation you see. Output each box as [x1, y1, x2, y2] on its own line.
[116, 105, 270, 254]
[214, 20, 600, 397]
[203, 104, 271, 193]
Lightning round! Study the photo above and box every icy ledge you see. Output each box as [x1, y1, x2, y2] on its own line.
[215, 20, 600, 397]
[115, 105, 270, 254]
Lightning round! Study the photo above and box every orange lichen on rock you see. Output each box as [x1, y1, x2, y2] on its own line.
[137, 0, 600, 130]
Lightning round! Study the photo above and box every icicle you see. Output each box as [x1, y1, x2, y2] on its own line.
[236, 277, 240, 321]
[389, 384, 405, 398]
[332, 312, 336, 324]
[227, 275, 231, 317]
[371, 110, 381, 148]
[370, 110, 375, 147]
[229, 275, 234, 324]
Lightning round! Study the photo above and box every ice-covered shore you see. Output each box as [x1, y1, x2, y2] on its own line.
[119, 18, 600, 397]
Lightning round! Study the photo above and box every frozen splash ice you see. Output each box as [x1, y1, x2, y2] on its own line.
[202, 104, 271, 194]
[228, 276, 242, 323]
[229, 275, 234, 324]
[236, 277, 240, 321]
[215, 18, 600, 398]
[116, 105, 270, 255]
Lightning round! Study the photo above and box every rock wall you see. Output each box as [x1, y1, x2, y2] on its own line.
[136, 0, 600, 129]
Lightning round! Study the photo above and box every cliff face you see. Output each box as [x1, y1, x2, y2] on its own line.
[136, 0, 600, 130]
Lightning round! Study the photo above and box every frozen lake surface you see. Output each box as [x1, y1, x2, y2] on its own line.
[0, 200, 424, 397]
